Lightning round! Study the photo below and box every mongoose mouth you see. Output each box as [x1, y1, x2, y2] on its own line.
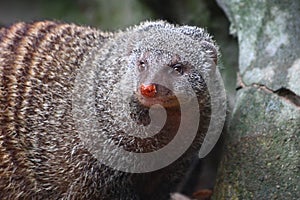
[136, 83, 178, 107]
[137, 93, 181, 108]
[136, 84, 192, 108]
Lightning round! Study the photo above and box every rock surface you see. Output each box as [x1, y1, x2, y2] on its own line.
[214, 0, 300, 199]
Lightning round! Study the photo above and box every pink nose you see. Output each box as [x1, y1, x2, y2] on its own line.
[140, 84, 156, 98]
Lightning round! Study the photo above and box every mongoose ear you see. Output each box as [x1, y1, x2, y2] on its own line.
[200, 40, 218, 65]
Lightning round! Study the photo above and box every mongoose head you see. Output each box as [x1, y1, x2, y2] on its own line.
[83, 21, 221, 163]
[124, 21, 219, 108]
[92, 21, 218, 110]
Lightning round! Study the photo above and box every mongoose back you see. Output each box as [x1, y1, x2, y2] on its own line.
[0, 21, 223, 199]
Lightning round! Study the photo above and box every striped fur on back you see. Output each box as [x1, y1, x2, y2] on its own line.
[0, 21, 112, 199]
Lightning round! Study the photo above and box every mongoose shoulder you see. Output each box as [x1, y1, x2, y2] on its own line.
[0, 20, 224, 199]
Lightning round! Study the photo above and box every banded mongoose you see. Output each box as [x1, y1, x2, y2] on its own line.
[0, 21, 225, 199]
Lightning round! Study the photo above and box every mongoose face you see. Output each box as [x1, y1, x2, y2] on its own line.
[0, 20, 225, 200]
[123, 22, 218, 108]
[132, 48, 192, 107]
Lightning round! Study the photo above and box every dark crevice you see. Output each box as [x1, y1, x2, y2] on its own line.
[274, 88, 300, 107]
[236, 73, 300, 108]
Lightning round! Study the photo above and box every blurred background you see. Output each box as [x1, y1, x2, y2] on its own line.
[0, 0, 238, 103]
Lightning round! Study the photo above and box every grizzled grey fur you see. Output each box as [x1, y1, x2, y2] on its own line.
[0, 21, 221, 199]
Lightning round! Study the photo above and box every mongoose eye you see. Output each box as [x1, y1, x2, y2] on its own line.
[171, 63, 184, 75]
[138, 60, 147, 72]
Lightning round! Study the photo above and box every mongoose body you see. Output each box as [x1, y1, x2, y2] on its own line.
[0, 21, 223, 199]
